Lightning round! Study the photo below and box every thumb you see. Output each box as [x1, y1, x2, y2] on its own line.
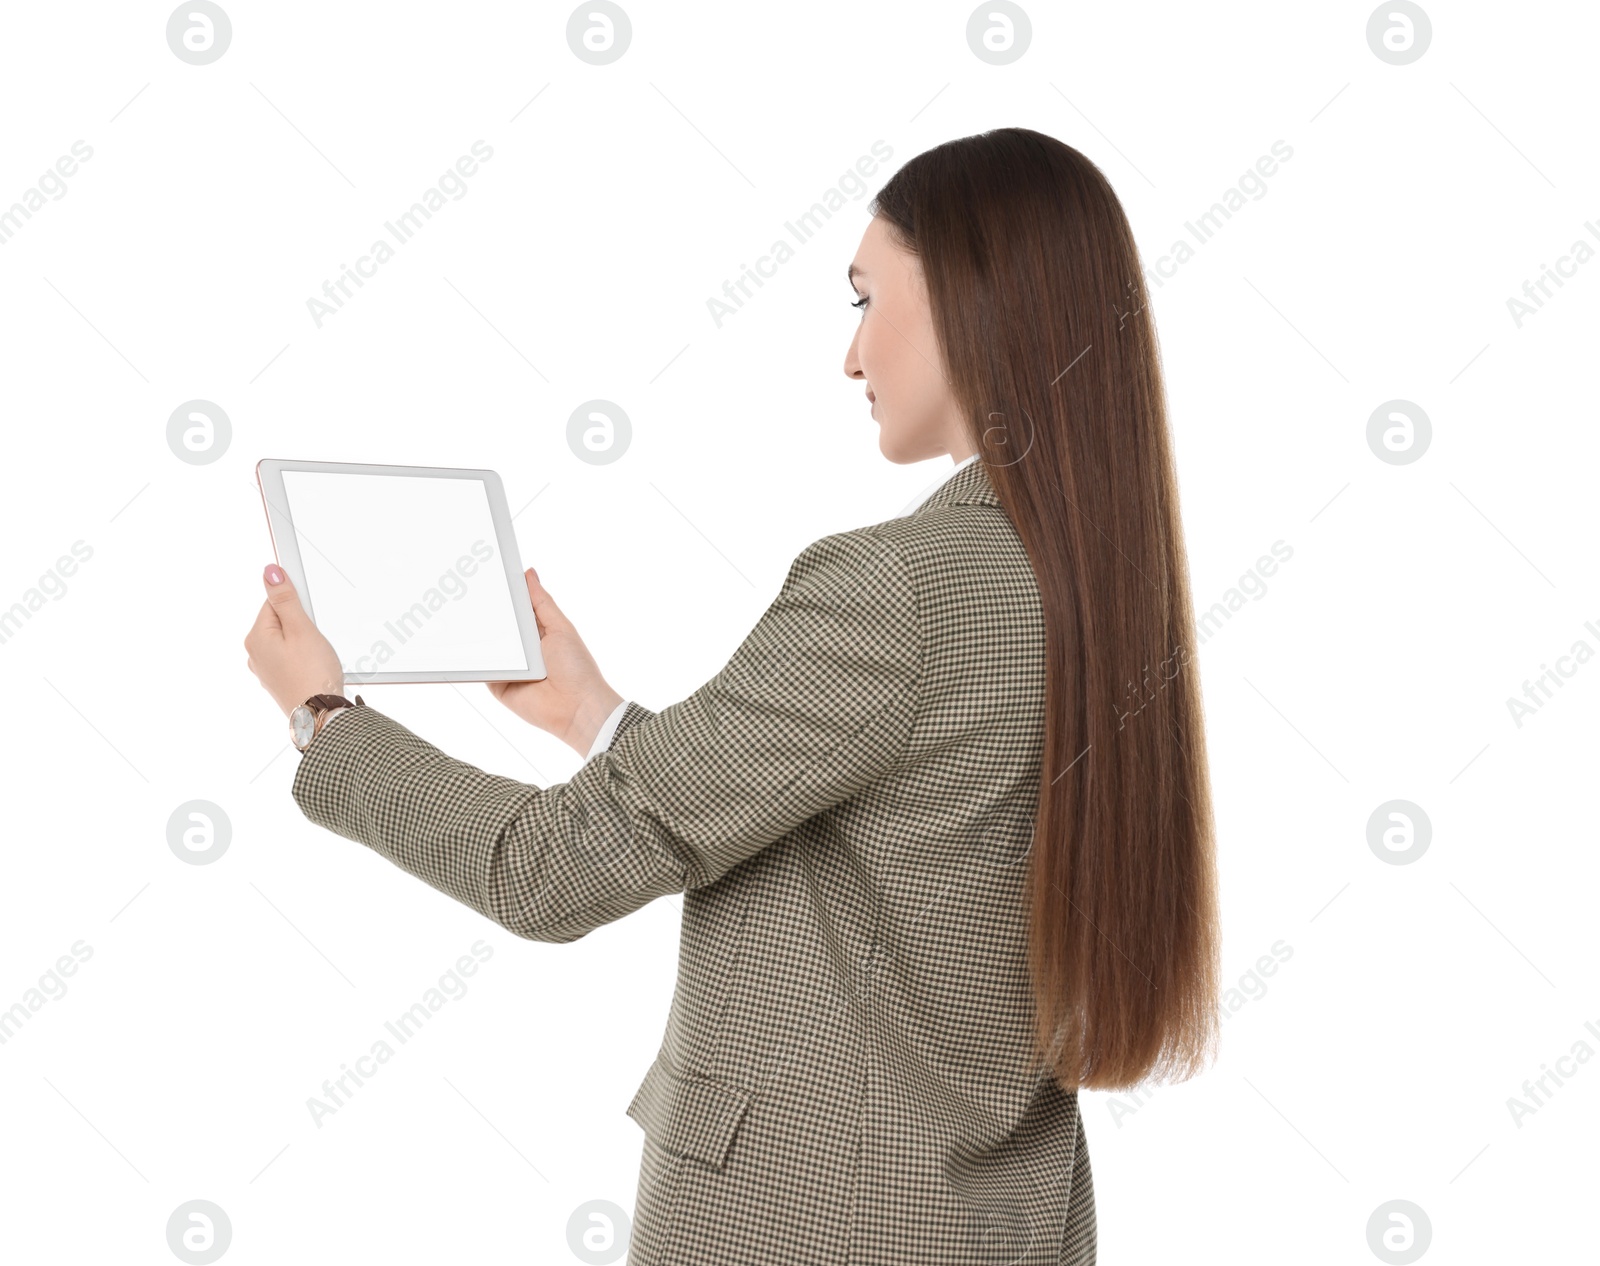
[524, 566, 567, 636]
[262, 563, 311, 627]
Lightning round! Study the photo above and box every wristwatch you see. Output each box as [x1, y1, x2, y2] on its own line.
[289, 692, 365, 754]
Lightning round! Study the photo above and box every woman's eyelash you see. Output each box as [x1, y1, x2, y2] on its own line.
[851, 296, 869, 310]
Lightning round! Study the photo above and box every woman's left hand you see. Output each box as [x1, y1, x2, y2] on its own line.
[245, 564, 347, 717]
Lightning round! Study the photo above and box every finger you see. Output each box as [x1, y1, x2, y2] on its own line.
[262, 563, 311, 628]
[524, 566, 566, 638]
[246, 598, 279, 642]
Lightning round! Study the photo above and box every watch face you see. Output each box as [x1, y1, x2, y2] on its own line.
[289, 704, 316, 750]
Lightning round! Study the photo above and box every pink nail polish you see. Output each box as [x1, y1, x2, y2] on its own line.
[265, 564, 285, 585]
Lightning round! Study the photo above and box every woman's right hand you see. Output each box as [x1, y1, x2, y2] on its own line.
[488, 567, 624, 756]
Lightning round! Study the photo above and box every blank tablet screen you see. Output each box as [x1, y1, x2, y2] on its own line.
[279, 470, 527, 675]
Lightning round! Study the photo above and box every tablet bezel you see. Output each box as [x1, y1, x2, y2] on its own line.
[255, 458, 547, 685]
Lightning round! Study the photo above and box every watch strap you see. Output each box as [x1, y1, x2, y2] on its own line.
[305, 692, 363, 713]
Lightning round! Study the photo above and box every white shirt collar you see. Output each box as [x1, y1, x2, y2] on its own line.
[895, 453, 980, 517]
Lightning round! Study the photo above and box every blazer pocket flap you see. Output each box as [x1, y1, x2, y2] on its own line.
[625, 1055, 752, 1171]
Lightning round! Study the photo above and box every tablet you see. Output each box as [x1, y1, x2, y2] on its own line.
[255, 458, 547, 685]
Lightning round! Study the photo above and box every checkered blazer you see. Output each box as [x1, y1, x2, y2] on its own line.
[292, 456, 1095, 1264]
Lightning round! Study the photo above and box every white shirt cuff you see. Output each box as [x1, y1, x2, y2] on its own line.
[584, 699, 631, 760]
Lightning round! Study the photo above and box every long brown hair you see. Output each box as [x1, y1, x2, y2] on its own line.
[871, 128, 1220, 1092]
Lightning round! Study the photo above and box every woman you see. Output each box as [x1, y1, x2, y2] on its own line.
[245, 126, 1221, 1265]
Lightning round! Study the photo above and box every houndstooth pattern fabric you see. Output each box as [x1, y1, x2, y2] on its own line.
[292, 456, 1096, 1265]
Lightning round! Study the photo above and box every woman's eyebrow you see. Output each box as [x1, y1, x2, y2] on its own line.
[847, 264, 868, 288]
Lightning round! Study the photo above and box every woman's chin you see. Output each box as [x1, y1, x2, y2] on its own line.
[878, 430, 954, 467]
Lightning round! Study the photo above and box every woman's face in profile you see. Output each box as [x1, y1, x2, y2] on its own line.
[844, 215, 963, 464]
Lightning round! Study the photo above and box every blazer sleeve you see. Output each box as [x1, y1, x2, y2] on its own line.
[289, 529, 922, 943]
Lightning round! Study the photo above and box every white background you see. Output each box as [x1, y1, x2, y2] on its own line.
[0, 1, 1594, 1263]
